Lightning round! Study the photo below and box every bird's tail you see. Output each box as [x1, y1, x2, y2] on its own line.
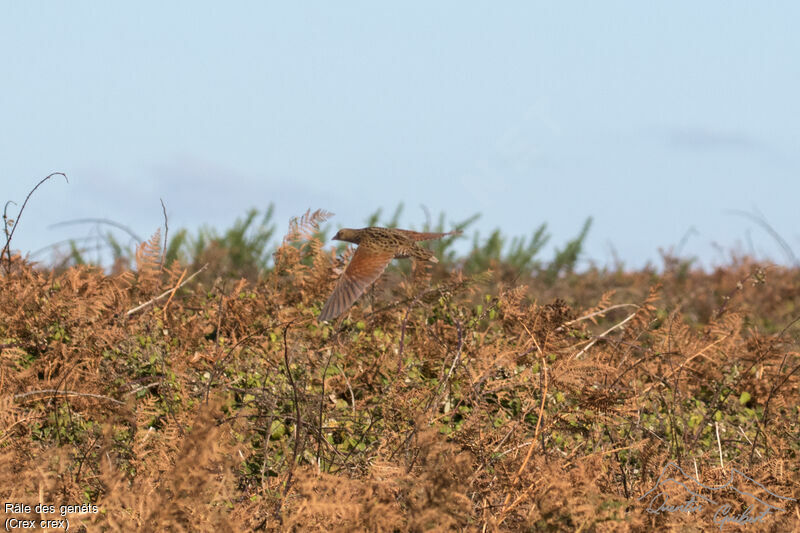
[397, 229, 463, 242]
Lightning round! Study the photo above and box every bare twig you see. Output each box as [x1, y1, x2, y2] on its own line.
[278, 320, 302, 517]
[336, 364, 356, 415]
[749, 360, 800, 464]
[123, 382, 161, 397]
[0, 415, 39, 446]
[14, 389, 124, 406]
[3, 172, 68, 271]
[29, 236, 106, 259]
[126, 263, 208, 316]
[498, 350, 548, 525]
[497, 439, 536, 458]
[397, 292, 423, 372]
[3, 200, 17, 248]
[604, 428, 630, 499]
[571, 311, 638, 359]
[559, 303, 640, 329]
[48, 217, 142, 243]
[726, 209, 798, 266]
[712, 267, 768, 320]
[686, 351, 763, 452]
[641, 334, 729, 394]
[160, 198, 169, 271]
[737, 425, 762, 459]
[204, 322, 274, 404]
[441, 319, 464, 390]
[425, 319, 464, 414]
[317, 348, 335, 469]
[162, 268, 188, 319]
[330, 413, 378, 475]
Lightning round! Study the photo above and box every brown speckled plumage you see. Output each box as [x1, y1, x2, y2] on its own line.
[318, 227, 460, 322]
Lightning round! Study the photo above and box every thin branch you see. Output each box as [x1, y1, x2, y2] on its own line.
[204, 320, 272, 404]
[277, 320, 302, 519]
[499, 351, 548, 525]
[604, 427, 630, 499]
[737, 426, 762, 459]
[397, 291, 423, 372]
[14, 389, 124, 406]
[425, 319, 465, 414]
[3, 200, 17, 248]
[329, 414, 378, 475]
[712, 267, 768, 320]
[641, 334, 729, 394]
[29, 236, 106, 258]
[160, 198, 169, 271]
[559, 303, 640, 329]
[749, 360, 800, 464]
[48, 217, 142, 243]
[571, 311, 638, 359]
[162, 268, 188, 319]
[125, 263, 208, 316]
[725, 209, 798, 266]
[336, 364, 356, 415]
[317, 348, 335, 469]
[0, 415, 39, 446]
[123, 382, 161, 397]
[3, 172, 68, 271]
[441, 319, 464, 391]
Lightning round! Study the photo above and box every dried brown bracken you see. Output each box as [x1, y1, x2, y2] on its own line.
[1, 203, 798, 532]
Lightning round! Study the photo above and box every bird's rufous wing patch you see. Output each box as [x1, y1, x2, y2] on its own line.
[318, 247, 394, 321]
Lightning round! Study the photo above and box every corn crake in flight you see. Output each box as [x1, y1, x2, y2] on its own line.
[318, 227, 461, 322]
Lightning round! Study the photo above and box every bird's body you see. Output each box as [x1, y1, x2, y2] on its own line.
[318, 227, 460, 321]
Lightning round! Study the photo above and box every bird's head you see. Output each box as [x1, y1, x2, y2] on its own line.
[332, 228, 361, 244]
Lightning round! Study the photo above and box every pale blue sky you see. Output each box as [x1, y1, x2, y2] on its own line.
[2, 2, 798, 268]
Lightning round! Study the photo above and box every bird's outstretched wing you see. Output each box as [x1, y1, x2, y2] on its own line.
[395, 229, 462, 241]
[318, 247, 395, 321]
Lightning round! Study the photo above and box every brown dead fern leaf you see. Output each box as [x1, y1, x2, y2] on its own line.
[94, 402, 238, 532]
[272, 209, 333, 294]
[283, 467, 404, 532]
[629, 284, 660, 331]
[135, 229, 163, 294]
[284, 208, 333, 244]
[575, 289, 618, 326]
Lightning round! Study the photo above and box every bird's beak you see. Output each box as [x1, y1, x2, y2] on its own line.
[332, 231, 341, 241]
